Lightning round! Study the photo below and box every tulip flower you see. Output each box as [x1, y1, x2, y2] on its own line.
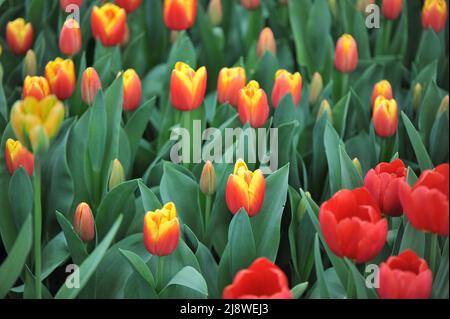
[317, 100, 333, 123]
[256, 27, 276, 58]
[5, 138, 34, 176]
[200, 160, 217, 196]
[438, 95, 449, 116]
[24, 49, 37, 76]
[399, 163, 449, 236]
[309, 72, 323, 105]
[45, 57, 76, 100]
[91, 3, 127, 47]
[143, 202, 180, 256]
[115, 0, 142, 13]
[10, 95, 65, 153]
[412, 83, 423, 112]
[382, 0, 403, 20]
[170, 62, 207, 111]
[22, 76, 51, 101]
[208, 0, 222, 26]
[59, 0, 83, 9]
[271, 69, 302, 108]
[352, 158, 363, 176]
[59, 18, 82, 56]
[334, 34, 358, 73]
[319, 187, 388, 263]
[163, 0, 197, 31]
[81, 67, 102, 105]
[237, 81, 269, 128]
[372, 96, 398, 138]
[108, 159, 125, 190]
[73, 202, 95, 242]
[364, 159, 407, 216]
[217, 67, 246, 107]
[377, 249, 432, 299]
[122, 69, 142, 112]
[6, 18, 33, 55]
[226, 159, 265, 217]
[240, 0, 260, 10]
[223, 258, 292, 299]
[422, 0, 448, 33]
[371, 80, 393, 108]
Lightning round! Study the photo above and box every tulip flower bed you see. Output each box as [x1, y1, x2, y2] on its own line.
[0, 0, 449, 301]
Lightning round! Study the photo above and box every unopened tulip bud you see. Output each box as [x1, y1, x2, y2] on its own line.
[81, 67, 102, 105]
[382, 0, 403, 20]
[240, 0, 260, 10]
[164, 0, 197, 31]
[373, 96, 398, 138]
[422, 0, 448, 33]
[309, 72, 323, 105]
[74, 202, 95, 242]
[437, 95, 449, 117]
[412, 83, 423, 112]
[238, 81, 269, 128]
[335, 34, 358, 73]
[24, 50, 37, 76]
[59, 18, 82, 56]
[6, 18, 33, 55]
[317, 100, 333, 123]
[371, 80, 393, 107]
[91, 3, 127, 47]
[115, 0, 142, 13]
[208, 0, 222, 26]
[5, 138, 34, 176]
[170, 62, 207, 111]
[60, 0, 83, 10]
[352, 158, 363, 176]
[271, 69, 302, 108]
[109, 159, 125, 190]
[256, 27, 276, 58]
[122, 68, 142, 112]
[45, 57, 76, 100]
[200, 160, 217, 195]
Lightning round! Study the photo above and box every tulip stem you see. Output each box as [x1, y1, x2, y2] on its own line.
[429, 234, 439, 275]
[204, 195, 212, 237]
[33, 160, 42, 299]
[157, 256, 165, 293]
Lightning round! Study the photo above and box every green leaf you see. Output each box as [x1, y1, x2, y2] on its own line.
[55, 211, 88, 265]
[120, 248, 155, 288]
[88, 91, 107, 173]
[291, 282, 309, 299]
[399, 221, 426, 258]
[138, 180, 162, 212]
[8, 167, 33, 230]
[162, 266, 208, 297]
[324, 122, 343, 194]
[313, 233, 330, 299]
[432, 239, 449, 299]
[418, 81, 443, 148]
[339, 145, 363, 189]
[229, 210, 256, 277]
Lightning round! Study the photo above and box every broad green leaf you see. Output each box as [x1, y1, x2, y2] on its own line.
[120, 248, 155, 288]
[162, 266, 208, 297]
[55, 211, 88, 265]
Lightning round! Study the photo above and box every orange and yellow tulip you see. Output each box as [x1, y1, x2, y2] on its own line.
[74, 202, 95, 242]
[371, 80, 393, 107]
[373, 96, 398, 138]
[382, 0, 403, 20]
[226, 159, 265, 217]
[10, 95, 65, 153]
[200, 160, 217, 196]
[237, 80, 269, 128]
[122, 69, 142, 112]
[163, 0, 197, 31]
[422, 0, 448, 33]
[240, 0, 260, 10]
[271, 69, 302, 108]
[5, 138, 34, 176]
[91, 3, 127, 47]
[59, 18, 82, 56]
[256, 27, 276, 58]
[170, 62, 207, 111]
[22, 76, 50, 101]
[143, 202, 180, 256]
[335, 34, 358, 73]
[45, 57, 76, 100]
[115, 0, 142, 13]
[217, 67, 246, 107]
[81, 67, 102, 105]
[6, 18, 33, 55]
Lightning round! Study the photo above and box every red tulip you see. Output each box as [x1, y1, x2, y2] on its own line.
[217, 67, 246, 107]
[237, 80, 269, 128]
[170, 62, 207, 111]
[364, 159, 407, 217]
[115, 0, 142, 13]
[334, 34, 358, 73]
[91, 3, 127, 47]
[74, 202, 95, 242]
[256, 27, 276, 58]
[122, 69, 142, 112]
[422, 0, 448, 33]
[59, 18, 82, 56]
[377, 249, 432, 299]
[371, 80, 393, 108]
[240, 0, 260, 10]
[399, 163, 449, 236]
[382, 0, 403, 20]
[81, 67, 102, 105]
[163, 0, 197, 31]
[59, 0, 83, 10]
[271, 69, 302, 108]
[45, 57, 76, 100]
[223, 258, 292, 299]
[319, 187, 388, 263]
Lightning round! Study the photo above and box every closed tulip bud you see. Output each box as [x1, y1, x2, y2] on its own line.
[296, 192, 311, 221]
[373, 96, 398, 138]
[319, 187, 388, 263]
[256, 27, 276, 58]
[412, 83, 423, 112]
[238, 81, 269, 128]
[122, 69, 142, 112]
[352, 158, 363, 177]
[371, 80, 393, 108]
[6, 18, 33, 55]
[271, 69, 302, 108]
[10, 95, 65, 153]
[170, 62, 207, 111]
[5, 138, 34, 176]
[24, 49, 37, 76]
[382, 0, 403, 20]
[317, 100, 333, 123]
[437, 95, 449, 117]
[335, 34, 358, 73]
[74, 202, 95, 242]
[164, 0, 197, 31]
[208, 0, 222, 26]
[59, 18, 82, 56]
[23, 76, 50, 101]
[399, 163, 449, 236]
[226, 159, 265, 217]
[108, 159, 125, 190]
[223, 258, 293, 299]
[309, 72, 323, 105]
[143, 202, 180, 256]
[81, 67, 102, 105]
[422, 0, 448, 33]
[217, 67, 246, 107]
[115, 0, 142, 13]
[378, 250, 432, 299]
[91, 3, 127, 47]
[200, 160, 217, 195]
[45, 57, 76, 100]
[60, 0, 83, 10]
[240, 0, 260, 10]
